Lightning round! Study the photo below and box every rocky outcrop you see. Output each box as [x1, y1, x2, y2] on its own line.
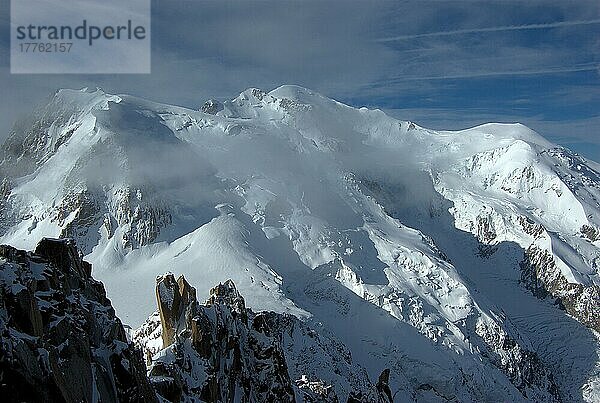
[54, 189, 103, 253]
[520, 246, 600, 332]
[473, 315, 561, 401]
[149, 274, 296, 402]
[375, 369, 393, 403]
[201, 99, 224, 115]
[0, 238, 157, 403]
[135, 274, 391, 403]
[581, 225, 600, 242]
[110, 186, 172, 250]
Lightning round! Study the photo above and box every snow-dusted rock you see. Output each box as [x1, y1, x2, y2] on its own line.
[135, 274, 390, 402]
[0, 238, 156, 402]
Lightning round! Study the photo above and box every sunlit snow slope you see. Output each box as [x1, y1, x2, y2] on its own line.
[1, 86, 598, 402]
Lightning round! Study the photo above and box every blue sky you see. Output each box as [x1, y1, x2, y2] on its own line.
[0, 0, 598, 160]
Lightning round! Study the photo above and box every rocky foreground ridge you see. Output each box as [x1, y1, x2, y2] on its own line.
[0, 238, 156, 402]
[133, 273, 395, 402]
[0, 238, 394, 402]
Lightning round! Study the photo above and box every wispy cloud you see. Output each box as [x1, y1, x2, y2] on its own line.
[376, 19, 600, 42]
[380, 64, 599, 82]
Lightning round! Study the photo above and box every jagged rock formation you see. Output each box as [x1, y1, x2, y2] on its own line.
[135, 273, 391, 402]
[0, 238, 157, 402]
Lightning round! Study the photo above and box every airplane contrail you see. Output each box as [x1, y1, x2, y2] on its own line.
[376, 64, 599, 82]
[376, 19, 600, 42]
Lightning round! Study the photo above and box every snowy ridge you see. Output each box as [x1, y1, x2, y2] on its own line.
[0, 86, 599, 401]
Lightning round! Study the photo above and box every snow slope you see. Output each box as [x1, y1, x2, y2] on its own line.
[1, 86, 599, 401]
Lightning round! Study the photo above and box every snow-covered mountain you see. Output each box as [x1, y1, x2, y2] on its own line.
[0, 86, 598, 402]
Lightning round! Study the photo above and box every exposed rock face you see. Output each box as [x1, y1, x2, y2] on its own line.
[150, 274, 295, 402]
[375, 369, 393, 403]
[473, 315, 561, 400]
[581, 225, 600, 242]
[135, 274, 391, 402]
[55, 189, 103, 252]
[201, 99, 224, 115]
[520, 246, 600, 332]
[156, 273, 184, 348]
[0, 178, 10, 209]
[0, 238, 157, 403]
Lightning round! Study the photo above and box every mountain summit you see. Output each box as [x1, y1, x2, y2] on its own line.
[0, 86, 598, 401]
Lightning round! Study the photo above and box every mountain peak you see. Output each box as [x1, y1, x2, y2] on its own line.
[269, 84, 320, 99]
[53, 87, 121, 110]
